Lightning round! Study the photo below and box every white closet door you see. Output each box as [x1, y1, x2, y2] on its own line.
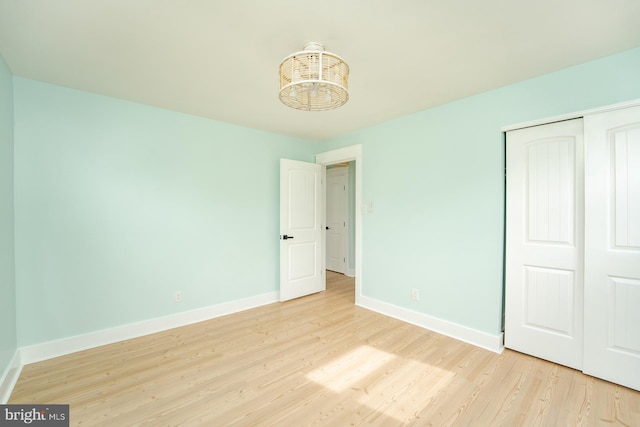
[505, 119, 584, 370]
[583, 106, 640, 391]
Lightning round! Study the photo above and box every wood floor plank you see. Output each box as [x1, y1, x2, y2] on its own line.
[9, 271, 640, 426]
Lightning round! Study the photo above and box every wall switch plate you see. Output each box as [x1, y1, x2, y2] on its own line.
[174, 291, 182, 302]
[361, 202, 374, 214]
[411, 288, 420, 301]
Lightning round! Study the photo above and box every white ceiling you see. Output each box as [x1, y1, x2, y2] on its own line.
[1, 0, 640, 140]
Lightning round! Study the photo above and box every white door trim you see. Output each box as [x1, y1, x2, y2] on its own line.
[315, 145, 362, 304]
[502, 98, 640, 132]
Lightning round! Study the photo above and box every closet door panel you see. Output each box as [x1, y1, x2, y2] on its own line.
[584, 106, 640, 391]
[505, 119, 584, 370]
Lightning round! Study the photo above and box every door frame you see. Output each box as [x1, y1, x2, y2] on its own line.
[315, 144, 362, 304]
[502, 99, 640, 133]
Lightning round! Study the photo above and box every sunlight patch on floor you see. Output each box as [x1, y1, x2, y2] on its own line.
[306, 345, 395, 392]
[306, 344, 456, 423]
[356, 352, 456, 422]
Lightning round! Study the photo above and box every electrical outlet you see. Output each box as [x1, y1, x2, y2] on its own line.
[174, 291, 182, 302]
[411, 288, 420, 301]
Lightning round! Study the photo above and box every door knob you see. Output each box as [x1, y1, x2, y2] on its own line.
[326, 226, 330, 230]
[281, 235, 294, 240]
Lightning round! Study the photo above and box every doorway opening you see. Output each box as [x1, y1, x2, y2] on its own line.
[325, 162, 354, 277]
[315, 144, 362, 304]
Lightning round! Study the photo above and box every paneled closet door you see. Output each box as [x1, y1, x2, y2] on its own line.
[583, 106, 640, 391]
[505, 119, 584, 370]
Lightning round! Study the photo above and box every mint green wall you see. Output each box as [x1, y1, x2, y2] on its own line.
[324, 47, 640, 335]
[13, 78, 315, 346]
[10, 46, 640, 349]
[0, 55, 16, 374]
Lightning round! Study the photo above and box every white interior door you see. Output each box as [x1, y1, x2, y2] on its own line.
[505, 119, 584, 370]
[280, 159, 325, 301]
[326, 166, 348, 274]
[583, 106, 640, 391]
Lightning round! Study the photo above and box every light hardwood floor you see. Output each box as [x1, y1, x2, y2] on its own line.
[10, 271, 640, 426]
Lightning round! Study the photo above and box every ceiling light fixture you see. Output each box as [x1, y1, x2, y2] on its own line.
[279, 42, 349, 111]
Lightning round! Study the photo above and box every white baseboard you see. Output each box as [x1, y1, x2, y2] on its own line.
[346, 268, 356, 277]
[20, 291, 279, 365]
[0, 350, 22, 404]
[357, 296, 504, 354]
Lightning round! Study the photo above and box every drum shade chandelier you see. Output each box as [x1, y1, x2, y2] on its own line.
[279, 42, 349, 111]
